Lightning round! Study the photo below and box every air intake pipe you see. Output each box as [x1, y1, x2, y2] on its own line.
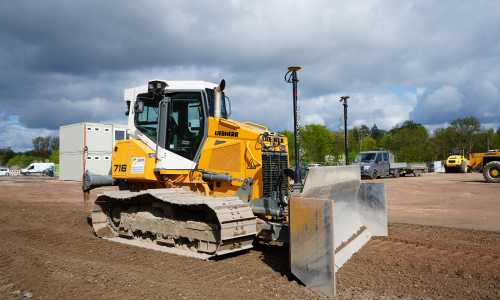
[82, 170, 114, 192]
[201, 171, 232, 182]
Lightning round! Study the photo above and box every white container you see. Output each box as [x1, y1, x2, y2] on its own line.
[59, 122, 127, 181]
[434, 161, 445, 173]
[60, 152, 85, 181]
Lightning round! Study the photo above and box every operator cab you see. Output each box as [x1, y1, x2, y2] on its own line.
[132, 80, 229, 161]
[354, 151, 389, 163]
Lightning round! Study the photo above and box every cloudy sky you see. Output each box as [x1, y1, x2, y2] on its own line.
[1, 1, 500, 151]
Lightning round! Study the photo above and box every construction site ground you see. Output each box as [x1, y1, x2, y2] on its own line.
[0, 173, 499, 299]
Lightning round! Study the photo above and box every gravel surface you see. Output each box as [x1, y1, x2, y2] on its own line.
[381, 172, 500, 231]
[0, 175, 499, 299]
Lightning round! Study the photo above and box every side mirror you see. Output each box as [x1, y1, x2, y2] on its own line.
[125, 101, 131, 116]
[134, 100, 144, 113]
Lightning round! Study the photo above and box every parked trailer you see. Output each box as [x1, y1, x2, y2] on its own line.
[390, 162, 427, 177]
[355, 150, 426, 179]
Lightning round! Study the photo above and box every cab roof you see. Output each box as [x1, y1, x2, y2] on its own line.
[124, 80, 218, 102]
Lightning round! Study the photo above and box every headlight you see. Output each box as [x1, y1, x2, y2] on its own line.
[363, 166, 370, 170]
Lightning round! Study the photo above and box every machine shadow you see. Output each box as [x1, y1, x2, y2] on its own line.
[252, 241, 303, 284]
[215, 241, 298, 282]
[459, 180, 489, 183]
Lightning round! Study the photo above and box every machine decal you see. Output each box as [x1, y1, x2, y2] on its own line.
[262, 136, 284, 143]
[131, 157, 145, 173]
[214, 130, 239, 137]
[113, 164, 127, 173]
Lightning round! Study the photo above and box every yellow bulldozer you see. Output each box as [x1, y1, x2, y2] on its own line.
[83, 69, 388, 297]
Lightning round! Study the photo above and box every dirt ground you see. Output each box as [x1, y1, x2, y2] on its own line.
[380, 172, 500, 231]
[0, 174, 499, 299]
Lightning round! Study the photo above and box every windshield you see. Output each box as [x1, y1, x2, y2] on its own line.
[355, 152, 377, 163]
[134, 91, 206, 161]
[135, 94, 160, 141]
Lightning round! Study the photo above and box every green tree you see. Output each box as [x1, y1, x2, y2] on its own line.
[359, 125, 370, 137]
[300, 124, 333, 163]
[472, 129, 495, 153]
[279, 130, 295, 164]
[49, 149, 59, 164]
[0, 148, 16, 166]
[428, 127, 457, 160]
[493, 129, 500, 149]
[381, 121, 431, 162]
[450, 116, 481, 155]
[6, 154, 44, 168]
[50, 136, 59, 152]
[32, 136, 51, 157]
[370, 124, 384, 140]
[360, 136, 377, 151]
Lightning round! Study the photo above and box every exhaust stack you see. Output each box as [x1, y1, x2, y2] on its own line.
[214, 79, 226, 118]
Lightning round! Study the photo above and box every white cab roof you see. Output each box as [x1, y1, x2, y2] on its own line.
[124, 80, 218, 102]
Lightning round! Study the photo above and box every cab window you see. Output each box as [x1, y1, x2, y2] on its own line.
[135, 93, 160, 141]
[383, 152, 389, 162]
[114, 130, 126, 141]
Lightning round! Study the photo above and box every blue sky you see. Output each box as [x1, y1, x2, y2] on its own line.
[1, 1, 500, 151]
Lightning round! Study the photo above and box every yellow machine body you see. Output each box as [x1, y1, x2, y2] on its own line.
[111, 117, 287, 203]
[444, 154, 468, 173]
[469, 151, 500, 170]
[86, 79, 388, 298]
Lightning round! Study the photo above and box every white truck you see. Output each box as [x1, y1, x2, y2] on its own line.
[354, 150, 427, 179]
[0, 167, 9, 176]
[21, 162, 55, 176]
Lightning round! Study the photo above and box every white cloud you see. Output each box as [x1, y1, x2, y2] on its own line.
[303, 114, 326, 126]
[1, 1, 500, 150]
[301, 91, 417, 130]
[0, 115, 56, 151]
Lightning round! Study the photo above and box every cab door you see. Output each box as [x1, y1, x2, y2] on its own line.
[381, 152, 390, 176]
[164, 92, 206, 161]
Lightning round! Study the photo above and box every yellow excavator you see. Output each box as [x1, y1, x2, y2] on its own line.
[83, 69, 387, 297]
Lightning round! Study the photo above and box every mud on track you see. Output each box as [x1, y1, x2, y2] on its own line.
[0, 180, 499, 299]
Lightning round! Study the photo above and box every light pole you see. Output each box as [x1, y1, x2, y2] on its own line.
[339, 96, 350, 165]
[285, 66, 303, 191]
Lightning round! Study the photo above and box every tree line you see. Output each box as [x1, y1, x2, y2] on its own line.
[0, 136, 59, 168]
[281, 116, 500, 165]
[1, 116, 499, 168]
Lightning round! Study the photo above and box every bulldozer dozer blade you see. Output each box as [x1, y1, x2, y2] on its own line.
[290, 165, 387, 298]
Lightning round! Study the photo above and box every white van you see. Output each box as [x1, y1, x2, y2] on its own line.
[21, 163, 55, 176]
[0, 167, 9, 176]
